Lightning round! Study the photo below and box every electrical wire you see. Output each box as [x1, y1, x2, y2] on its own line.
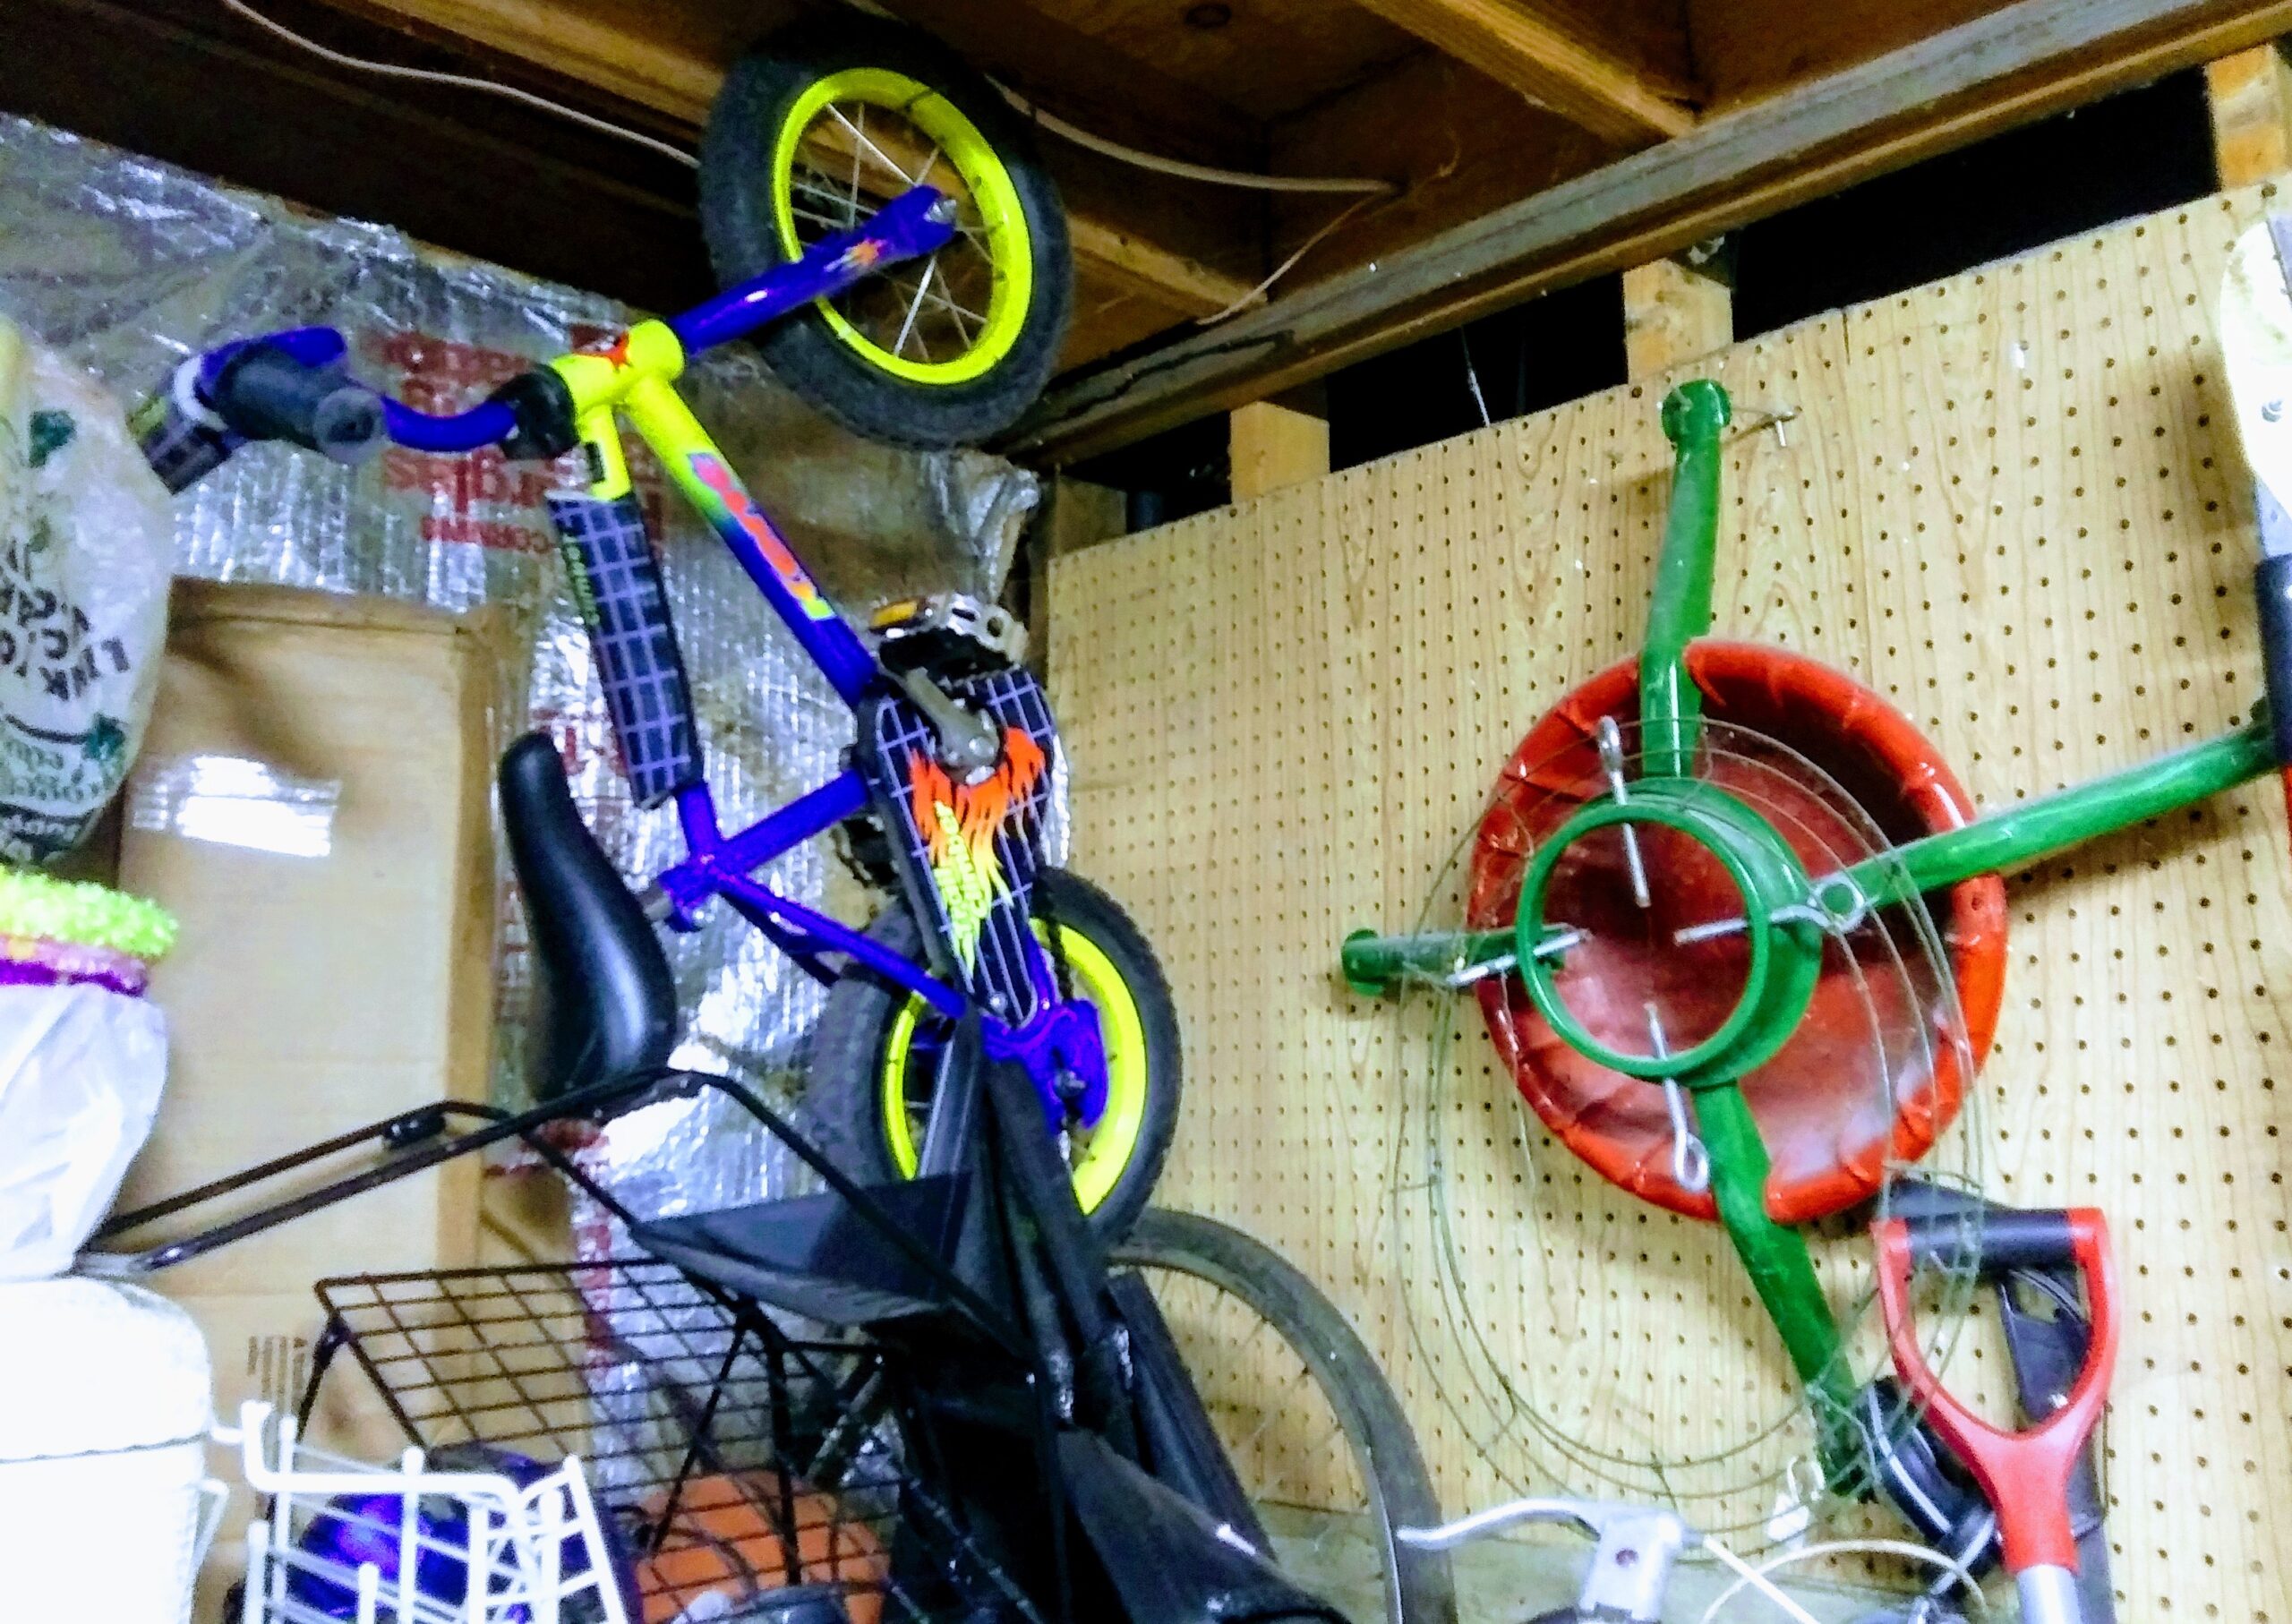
[221, 0, 1391, 320]
[1193, 192, 1379, 324]
[214, 0, 699, 167]
[996, 86, 1394, 195]
[1697, 1539, 1826, 1624]
[218, 0, 1399, 207]
[993, 76, 1397, 321]
[1458, 330, 1492, 427]
[1696, 1538, 1992, 1622]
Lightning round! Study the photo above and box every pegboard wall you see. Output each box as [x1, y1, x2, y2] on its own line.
[1048, 182, 2292, 1615]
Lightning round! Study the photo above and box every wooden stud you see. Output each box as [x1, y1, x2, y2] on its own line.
[1015, 0, 2292, 464]
[1229, 400, 1331, 501]
[322, 0, 1258, 320]
[1066, 218, 1258, 318]
[1346, 0, 1697, 147]
[1622, 250, 1733, 378]
[2208, 39, 2292, 185]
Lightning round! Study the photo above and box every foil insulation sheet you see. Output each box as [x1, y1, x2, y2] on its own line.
[0, 115, 1044, 1227]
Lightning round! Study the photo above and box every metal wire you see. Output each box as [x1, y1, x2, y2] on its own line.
[313, 1260, 1041, 1624]
[1381, 716, 1990, 1543]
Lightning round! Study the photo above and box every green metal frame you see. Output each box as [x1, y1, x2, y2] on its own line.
[1342, 375, 2286, 1491]
[1640, 382, 1730, 777]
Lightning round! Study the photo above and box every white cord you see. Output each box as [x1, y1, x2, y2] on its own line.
[998, 86, 1393, 195]
[1696, 1537, 1992, 1623]
[219, 0, 1400, 208]
[1193, 193, 1380, 324]
[222, 0, 1391, 318]
[214, 0, 699, 167]
[1697, 1540, 1826, 1624]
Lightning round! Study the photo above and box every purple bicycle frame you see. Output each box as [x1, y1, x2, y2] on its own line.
[620, 190, 1107, 1133]
[188, 186, 1111, 1137]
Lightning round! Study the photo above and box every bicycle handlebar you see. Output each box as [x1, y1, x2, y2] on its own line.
[208, 341, 387, 461]
[134, 186, 958, 492]
[135, 324, 517, 491]
[383, 394, 518, 454]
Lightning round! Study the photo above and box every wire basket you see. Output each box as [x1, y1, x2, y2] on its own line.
[307, 1260, 1035, 1624]
[229, 1401, 629, 1624]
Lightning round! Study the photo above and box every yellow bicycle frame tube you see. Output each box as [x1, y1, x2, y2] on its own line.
[551, 321, 873, 697]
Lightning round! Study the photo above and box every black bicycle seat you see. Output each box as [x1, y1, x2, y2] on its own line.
[499, 731, 677, 1099]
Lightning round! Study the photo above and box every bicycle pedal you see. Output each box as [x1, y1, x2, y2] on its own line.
[871, 593, 1027, 677]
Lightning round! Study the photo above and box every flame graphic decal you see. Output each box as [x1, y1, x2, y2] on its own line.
[909, 727, 1048, 970]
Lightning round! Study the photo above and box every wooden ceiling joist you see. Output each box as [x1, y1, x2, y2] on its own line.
[1347, 0, 1698, 147]
[325, 0, 1256, 317]
[1013, 0, 2292, 464]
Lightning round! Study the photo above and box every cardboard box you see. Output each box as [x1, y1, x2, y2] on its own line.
[108, 580, 511, 1606]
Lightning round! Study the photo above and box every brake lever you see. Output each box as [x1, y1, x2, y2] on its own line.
[1400, 1498, 1692, 1624]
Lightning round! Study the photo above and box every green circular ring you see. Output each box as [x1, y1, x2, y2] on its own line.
[1516, 794, 1777, 1081]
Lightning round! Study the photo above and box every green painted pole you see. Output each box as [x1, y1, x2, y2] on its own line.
[1834, 716, 2277, 911]
[1339, 928, 1516, 996]
[1641, 382, 1732, 778]
[1692, 1082, 1862, 1482]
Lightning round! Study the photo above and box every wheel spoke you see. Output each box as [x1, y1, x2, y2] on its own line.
[791, 201, 857, 235]
[841, 110, 867, 218]
[876, 261, 984, 347]
[795, 103, 1005, 368]
[1136, 1264, 1365, 1530]
[829, 103, 917, 189]
[891, 257, 936, 360]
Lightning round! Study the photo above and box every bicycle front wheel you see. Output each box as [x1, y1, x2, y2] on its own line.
[1110, 1209, 1458, 1624]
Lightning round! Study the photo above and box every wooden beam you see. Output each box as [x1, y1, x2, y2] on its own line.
[1622, 248, 1732, 377]
[792, 99, 1260, 315]
[875, 0, 1261, 170]
[321, 0, 1256, 317]
[1228, 401, 1330, 500]
[1013, 0, 2292, 464]
[1348, 0, 1696, 146]
[2208, 39, 2292, 183]
[324, 0, 734, 124]
[1067, 219, 1255, 315]
[1266, 49, 1609, 291]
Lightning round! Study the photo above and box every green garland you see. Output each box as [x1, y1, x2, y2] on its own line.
[0, 868, 176, 962]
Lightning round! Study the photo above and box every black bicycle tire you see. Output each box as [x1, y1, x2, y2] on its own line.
[698, 12, 1073, 449]
[802, 869, 1182, 1241]
[1110, 1209, 1459, 1624]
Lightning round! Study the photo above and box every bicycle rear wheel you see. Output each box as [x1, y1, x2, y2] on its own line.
[1109, 1209, 1457, 1624]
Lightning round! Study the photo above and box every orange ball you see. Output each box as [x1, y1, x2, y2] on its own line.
[635, 1474, 887, 1624]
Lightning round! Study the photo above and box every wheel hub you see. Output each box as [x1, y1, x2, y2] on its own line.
[1516, 774, 1826, 1092]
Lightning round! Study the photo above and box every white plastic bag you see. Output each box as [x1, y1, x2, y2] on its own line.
[0, 317, 175, 864]
[0, 981, 167, 1279]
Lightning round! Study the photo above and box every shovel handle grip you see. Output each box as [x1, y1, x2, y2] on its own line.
[1872, 1209, 2117, 1575]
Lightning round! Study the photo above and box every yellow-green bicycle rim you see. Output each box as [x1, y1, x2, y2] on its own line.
[770, 65, 1032, 386]
[880, 921, 1150, 1214]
